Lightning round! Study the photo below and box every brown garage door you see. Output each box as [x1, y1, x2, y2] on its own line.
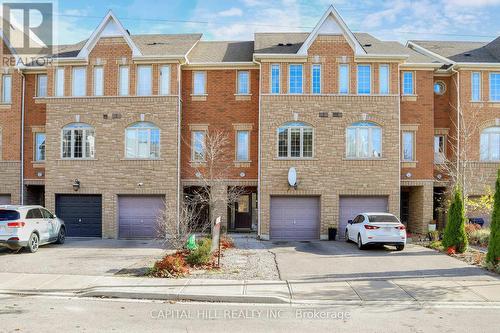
[118, 196, 165, 239]
[270, 196, 320, 240]
[0, 195, 10, 205]
[339, 196, 388, 239]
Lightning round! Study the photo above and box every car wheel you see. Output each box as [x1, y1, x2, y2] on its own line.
[27, 233, 39, 253]
[345, 229, 350, 242]
[56, 226, 66, 245]
[396, 244, 405, 251]
[357, 234, 365, 250]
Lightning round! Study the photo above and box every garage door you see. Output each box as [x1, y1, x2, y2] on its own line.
[56, 195, 102, 237]
[118, 196, 164, 239]
[339, 196, 388, 238]
[270, 196, 320, 240]
[0, 195, 10, 205]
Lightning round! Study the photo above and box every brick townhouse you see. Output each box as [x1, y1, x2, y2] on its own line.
[0, 5, 499, 240]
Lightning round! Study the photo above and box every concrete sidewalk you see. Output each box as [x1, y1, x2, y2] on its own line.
[1, 272, 499, 305]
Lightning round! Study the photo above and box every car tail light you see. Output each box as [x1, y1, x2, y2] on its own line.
[364, 225, 380, 230]
[7, 222, 25, 228]
[395, 225, 406, 230]
[8, 237, 19, 241]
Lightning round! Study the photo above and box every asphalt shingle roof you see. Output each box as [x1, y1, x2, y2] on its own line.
[410, 39, 500, 63]
[187, 41, 254, 62]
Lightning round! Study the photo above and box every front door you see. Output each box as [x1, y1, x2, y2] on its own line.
[234, 194, 252, 229]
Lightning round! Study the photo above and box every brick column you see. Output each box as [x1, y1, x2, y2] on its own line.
[210, 182, 228, 231]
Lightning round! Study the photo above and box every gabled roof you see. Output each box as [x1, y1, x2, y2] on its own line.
[254, 33, 308, 54]
[297, 5, 366, 56]
[187, 41, 254, 63]
[409, 39, 500, 63]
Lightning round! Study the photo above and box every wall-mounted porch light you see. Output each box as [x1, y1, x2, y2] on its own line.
[72, 179, 81, 192]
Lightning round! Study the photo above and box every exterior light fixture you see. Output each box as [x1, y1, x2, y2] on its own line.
[72, 179, 81, 192]
[240, 172, 246, 178]
[406, 173, 412, 178]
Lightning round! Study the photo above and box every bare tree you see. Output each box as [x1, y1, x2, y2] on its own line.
[156, 129, 244, 249]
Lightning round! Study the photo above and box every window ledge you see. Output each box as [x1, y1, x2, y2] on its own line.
[32, 162, 45, 168]
[343, 158, 386, 161]
[0, 103, 12, 108]
[401, 95, 417, 101]
[234, 94, 252, 101]
[234, 161, 251, 167]
[401, 161, 417, 168]
[190, 161, 206, 167]
[273, 157, 317, 161]
[191, 94, 207, 101]
[121, 158, 163, 161]
[57, 158, 98, 161]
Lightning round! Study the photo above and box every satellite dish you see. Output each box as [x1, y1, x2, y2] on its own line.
[288, 167, 297, 187]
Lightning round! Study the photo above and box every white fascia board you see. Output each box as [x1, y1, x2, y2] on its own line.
[355, 54, 409, 60]
[454, 62, 500, 69]
[253, 53, 308, 60]
[406, 41, 454, 65]
[400, 62, 443, 69]
[77, 10, 142, 60]
[297, 5, 366, 56]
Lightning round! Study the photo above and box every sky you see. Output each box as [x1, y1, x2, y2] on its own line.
[36, 0, 500, 45]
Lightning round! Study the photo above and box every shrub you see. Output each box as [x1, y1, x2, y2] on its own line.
[468, 228, 490, 247]
[149, 252, 189, 278]
[429, 240, 443, 251]
[442, 187, 468, 253]
[428, 230, 440, 241]
[186, 237, 213, 266]
[487, 170, 500, 265]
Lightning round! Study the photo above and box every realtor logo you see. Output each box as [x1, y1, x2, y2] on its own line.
[2, 2, 53, 55]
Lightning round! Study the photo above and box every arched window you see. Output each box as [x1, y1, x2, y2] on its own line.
[277, 122, 313, 158]
[61, 123, 95, 159]
[125, 122, 160, 159]
[346, 122, 382, 158]
[480, 127, 500, 161]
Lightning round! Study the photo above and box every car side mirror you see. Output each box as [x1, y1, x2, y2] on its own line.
[348, 220, 353, 224]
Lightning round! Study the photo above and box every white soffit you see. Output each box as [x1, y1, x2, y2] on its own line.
[297, 5, 366, 56]
[77, 10, 142, 59]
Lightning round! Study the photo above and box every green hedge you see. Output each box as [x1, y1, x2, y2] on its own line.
[442, 187, 468, 253]
[487, 170, 500, 265]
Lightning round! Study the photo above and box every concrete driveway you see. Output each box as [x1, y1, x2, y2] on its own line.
[268, 240, 498, 282]
[0, 238, 165, 276]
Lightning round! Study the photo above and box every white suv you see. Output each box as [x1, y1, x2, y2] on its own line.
[0, 205, 66, 253]
[345, 212, 406, 251]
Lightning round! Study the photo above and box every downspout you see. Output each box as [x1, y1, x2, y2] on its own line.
[451, 67, 461, 194]
[177, 62, 182, 235]
[253, 58, 262, 238]
[19, 69, 25, 205]
[397, 62, 401, 219]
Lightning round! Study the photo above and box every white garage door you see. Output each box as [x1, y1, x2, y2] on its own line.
[339, 196, 388, 239]
[118, 196, 165, 239]
[0, 195, 11, 205]
[270, 196, 320, 240]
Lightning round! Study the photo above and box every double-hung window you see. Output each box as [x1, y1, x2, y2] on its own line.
[402, 131, 415, 161]
[236, 130, 250, 161]
[379, 64, 389, 95]
[137, 65, 152, 96]
[2, 75, 11, 103]
[193, 71, 206, 95]
[159, 65, 170, 95]
[480, 127, 500, 161]
[93, 66, 104, 96]
[271, 64, 280, 94]
[311, 64, 321, 94]
[37, 74, 47, 97]
[471, 72, 481, 101]
[490, 73, 500, 102]
[192, 131, 206, 161]
[72, 67, 86, 97]
[339, 64, 349, 94]
[55, 67, 65, 97]
[237, 71, 249, 94]
[402, 71, 414, 95]
[35, 133, 46, 161]
[61, 123, 95, 159]
[346, 122, 382, 159]
[119, 66, 129, 96]
[357, 65, 371, 94]
[125, 122, 160, 159]
[288, 64, 303, 94]
[434, 135, 445, 164]
[277, 122, 313, 158]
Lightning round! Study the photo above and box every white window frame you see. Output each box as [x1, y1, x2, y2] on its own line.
[34, 132, 46, 162]
[434, 135, 446, 164]
[402, 131, 415, 162]
[191, 130, 206, 162]
[357, 64, 372, 95]
[402, 71, 415, 95]
[379, 64, 390, 95]
[71, 67, 86, 97]
[276, 123, 314, 159]
[2, 75, 11, 103]
[471, 72, 481, 102]
[60, 123, 95, 159]
[125, 122, 160, 159]
[193, 71, 207, 95]
[270, 64, 281, 94]
[93, 66, 104, 96]
[37, 74, 48, 97]
[236, 130, 250, 161]
[119, 66, 129, 96]
[311, 64, 321, 94]
[490, 72, 500, 102]
[480, 127, 500, 161]
[345, 122, 382, 159]
[288, 64, 303, 94]
[55, 67, 65, 97]
[159, 65, 170, 95]
[339, 64, 349, 94]
[136, 65, 152, 96]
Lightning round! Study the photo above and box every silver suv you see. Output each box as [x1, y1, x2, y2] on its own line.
[0, 205, 66, 253]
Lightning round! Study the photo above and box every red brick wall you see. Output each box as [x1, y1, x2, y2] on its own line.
[181, 69, 259, 180]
